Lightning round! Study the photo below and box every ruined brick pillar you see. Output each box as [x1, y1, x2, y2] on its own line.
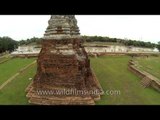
[26, 15, 103, 105]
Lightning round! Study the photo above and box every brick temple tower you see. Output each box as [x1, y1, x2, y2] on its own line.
[26, 15, 103, 105]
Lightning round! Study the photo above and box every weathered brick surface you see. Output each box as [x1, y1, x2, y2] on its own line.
[26, 39, 103, 105]
[26, 15, 103, 105]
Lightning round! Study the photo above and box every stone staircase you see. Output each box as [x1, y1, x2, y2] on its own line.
[140, 77, 152, 88]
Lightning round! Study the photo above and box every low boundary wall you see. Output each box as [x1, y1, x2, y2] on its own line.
[128, 60, 160, 92]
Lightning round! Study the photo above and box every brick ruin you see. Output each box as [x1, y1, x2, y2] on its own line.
[128, 59, 160, 92]
[26, 15, 103, 105]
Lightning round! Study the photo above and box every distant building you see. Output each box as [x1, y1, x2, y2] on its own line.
[85, 45, 157, 53]
[11, 44, 158, 56]
[11, 45, 41, 55]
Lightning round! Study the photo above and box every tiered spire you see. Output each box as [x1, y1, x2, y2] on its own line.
[43, 15, 80, 39]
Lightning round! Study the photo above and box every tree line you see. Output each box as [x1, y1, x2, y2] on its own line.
[82, 35, 157, 49]
[0, 36, 160, 54]
[157, 42, 160, 52]
[18, 36, 160, 51]
[0, 37, 41, 54]
[0, 37, 18, 53]
[18, 37, 41, 45]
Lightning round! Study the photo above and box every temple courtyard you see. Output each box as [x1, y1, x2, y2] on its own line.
[0, 56, 160, 105]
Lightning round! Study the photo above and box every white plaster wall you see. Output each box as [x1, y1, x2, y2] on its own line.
[85, 45, 154, 53]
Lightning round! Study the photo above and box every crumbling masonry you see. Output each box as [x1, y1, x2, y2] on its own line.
[26, 15, 103, 105]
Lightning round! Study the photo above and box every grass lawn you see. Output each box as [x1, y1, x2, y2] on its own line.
[0, 64, 36, 105]
[135, 56, 160, 80]
[0, 56, 160, 105]
[0, 54, 12, 63]
[90, 56, 160, 105]
[0, 58, 36, 85]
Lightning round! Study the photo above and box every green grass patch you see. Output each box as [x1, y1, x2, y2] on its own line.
[90, 56, 160, 105]
[0, 56, 160, 105]
[0, 54, 12, 63]
[0, 58, 36, 85]
[135, 56, 160, 79]
[0, 63, 37, 105]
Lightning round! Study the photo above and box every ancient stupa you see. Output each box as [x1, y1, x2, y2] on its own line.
[26, 15, 103, 105]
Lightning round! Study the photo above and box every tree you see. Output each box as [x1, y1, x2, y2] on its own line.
[18, 37, 42, 45]
[157, 42, 160, 52]
[0, 36, 18, 53]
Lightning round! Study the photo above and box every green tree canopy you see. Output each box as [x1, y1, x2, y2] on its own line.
[157, 42, 160, 52]
[0, 37, 18, 53]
